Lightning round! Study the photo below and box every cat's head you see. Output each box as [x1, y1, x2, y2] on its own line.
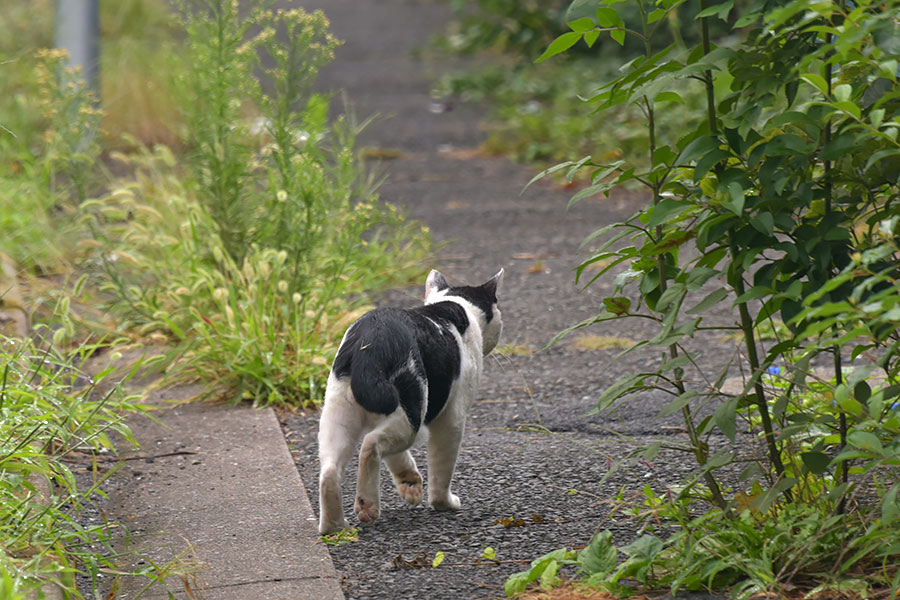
[424, 268, 504, 356]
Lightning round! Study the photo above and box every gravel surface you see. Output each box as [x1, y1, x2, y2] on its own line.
[279, 1, 747, 598]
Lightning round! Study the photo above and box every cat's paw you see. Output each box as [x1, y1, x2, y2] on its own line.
[429, 493, 461, 511]
[318, 516, 350, 535]
[354, 496, 379, 524]
[394, 472, 423, 506]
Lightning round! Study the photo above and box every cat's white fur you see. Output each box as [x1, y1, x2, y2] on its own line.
[317, 269, 503, 534]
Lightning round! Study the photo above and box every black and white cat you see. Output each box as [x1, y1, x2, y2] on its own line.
[317, 269, 504, 534]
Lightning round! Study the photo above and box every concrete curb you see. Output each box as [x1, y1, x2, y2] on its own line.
[108, 392, 342, 599]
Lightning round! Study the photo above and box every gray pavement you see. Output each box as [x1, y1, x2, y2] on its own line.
[109, 388, 342, 599]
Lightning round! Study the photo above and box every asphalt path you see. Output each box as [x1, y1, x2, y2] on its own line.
[280, 1, 739, 598]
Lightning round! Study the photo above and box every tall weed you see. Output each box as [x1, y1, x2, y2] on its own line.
[81, 2, 429, 406]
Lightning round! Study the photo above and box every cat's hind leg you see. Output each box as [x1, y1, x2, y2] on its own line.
[317, 376, 365, 534]
[355, 410, 417, 524]
[426, 405, 464, 511]
[383, 450, 423, 506]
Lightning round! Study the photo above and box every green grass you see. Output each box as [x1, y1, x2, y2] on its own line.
[0, 334, 151, 598]
[569, 333, 635, 351]
[495, 342, 534, 356]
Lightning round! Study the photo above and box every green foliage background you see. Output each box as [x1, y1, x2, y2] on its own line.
[472, 0, 900, 596]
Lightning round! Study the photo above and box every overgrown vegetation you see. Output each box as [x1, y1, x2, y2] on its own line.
[495, 0, 900, 596]
[434, 0, 723, 167]
[0, 332, 151, 598]
[81, 2, 429, 405]
[1, 0, 428, 595]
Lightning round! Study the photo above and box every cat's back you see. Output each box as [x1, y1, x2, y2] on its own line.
[331, 302, 470, 381]
[332, 307, 416, 378]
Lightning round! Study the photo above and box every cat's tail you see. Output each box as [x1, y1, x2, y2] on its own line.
[349, 349, 401, 416]
[349, 349, 424, 429]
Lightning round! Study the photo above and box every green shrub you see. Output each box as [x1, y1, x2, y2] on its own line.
[508, 0, 900, 595]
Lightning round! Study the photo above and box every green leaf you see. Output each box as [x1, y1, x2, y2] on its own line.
[750, 211, 774, 236]
[704, 450, 735, 470]
[679, 135, 719, 163]
[578, 530, 618, 576]
[584, 30, 601, 47]
[800, 451, 831, 475]
[831, 100, 861, 120]
[713, 396, 738, 442]
[647, 197, 690, 228]
[836, 384, 865, 416]
[647, 8, 667, 23]
[854, 380, 871, 403]
[656, 281, 686, 311]
[785, 79, 799, 106]
[659, 389, 699, 418]
[655, 91, 684, 104]
[734, 11, 761, 26]
[753, 477, 797, 513]
[847, 431, 883, 454]
[801, 73, 829, 95]
[566, 0, 599, 20]
[505, 572, 529, 596]
[864, 148, 900, 172]
[724, 181, 745, 215]
[660, 352, 691, 373]
[870, 108, 885, 129]
[734, 285, 772, 304]
[596, 7, 624, 28]
[568, 17, 596, 33]
[834, 83, 852, 102]
[540, 559, 561, 589]
[481, 547, 497, 560]
[821, 134, 858, 160]
[696, 0, 733, 19]
[610, 29, 626, 46]
[694, 149, 730, 180]
[566, 155, 594, 182]
[522, 159, 582, 193]
[603, 296, 631, 315]
[652, 145, 677, 167]
[536, 32, 582, 63]
[686, 287, 729, 314]
[594, 372, 648, 412]
[568, 182, 615, 208]
[432, 551, 445, 568]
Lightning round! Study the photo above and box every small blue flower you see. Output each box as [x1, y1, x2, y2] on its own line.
[891, 402, 900, 412]
[767, 366, 782, 376]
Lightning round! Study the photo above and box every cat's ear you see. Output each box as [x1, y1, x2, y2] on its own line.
[483, 268, 504, 301]
[425, 269, 449, 301]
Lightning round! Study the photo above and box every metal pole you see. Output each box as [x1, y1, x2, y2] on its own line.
[54, 0, 100, 96]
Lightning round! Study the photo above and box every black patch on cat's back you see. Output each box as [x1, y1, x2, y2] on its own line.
[408, 302, 468, 424]
[331, 303, 468, 428]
